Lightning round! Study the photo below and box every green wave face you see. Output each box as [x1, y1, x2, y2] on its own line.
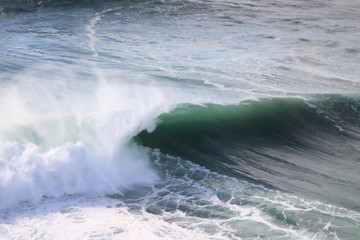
[136, 95, 360, 211]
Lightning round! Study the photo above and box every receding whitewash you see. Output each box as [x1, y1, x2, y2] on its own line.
[0, 196, 215, 240]
[0, 179, 343, 240]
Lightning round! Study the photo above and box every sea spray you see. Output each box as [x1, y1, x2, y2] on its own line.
[0, 63, 246, 210]
[0, 68, 172, 209]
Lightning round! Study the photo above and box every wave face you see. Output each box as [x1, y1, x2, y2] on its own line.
[137, 95, 360, 211]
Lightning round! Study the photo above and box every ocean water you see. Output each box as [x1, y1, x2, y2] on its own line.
[0, 0, 360, 239]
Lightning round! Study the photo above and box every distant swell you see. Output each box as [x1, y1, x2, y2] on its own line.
[136, 95, 360, 211]
[0, 0, 99, 12]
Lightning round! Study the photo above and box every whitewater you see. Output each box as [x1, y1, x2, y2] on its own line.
[0, 0, 360, 239]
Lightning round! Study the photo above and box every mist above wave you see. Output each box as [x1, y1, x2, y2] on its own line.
[0, 66, 169, 209]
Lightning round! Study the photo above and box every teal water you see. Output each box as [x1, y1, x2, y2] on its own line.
[136, 96, 360, 211]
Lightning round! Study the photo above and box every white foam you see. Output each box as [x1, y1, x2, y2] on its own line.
[0, 196, 215, 240]
[0, 67, 176, 210]
[0, 141, 157, 210]
[0, 63, 245, 210]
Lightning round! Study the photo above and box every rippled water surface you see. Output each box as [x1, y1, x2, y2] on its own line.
[0, 0, 360, 239]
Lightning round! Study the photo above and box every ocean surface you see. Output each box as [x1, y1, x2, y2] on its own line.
[0, 0, 360, 239]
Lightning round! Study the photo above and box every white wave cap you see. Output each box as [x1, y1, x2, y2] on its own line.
[0, 67, 173, 210]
